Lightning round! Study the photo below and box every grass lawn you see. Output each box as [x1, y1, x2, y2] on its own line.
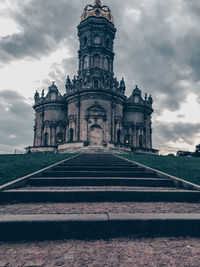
[121, 154, 200, 186]
[0, 153, 75, 186]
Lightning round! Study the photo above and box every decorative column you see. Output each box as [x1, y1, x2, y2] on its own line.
[41, 109, 44, 146]
[33, 123, 36, 147]
[136, 125, 139, 147]
[50, 125, 53, 146]
[52, 125, 56, 146]
[111, 101, 114, 143]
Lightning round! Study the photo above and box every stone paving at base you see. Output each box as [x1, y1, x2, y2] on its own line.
[1, 202, 200, 215]
[0, 237, 200, 267]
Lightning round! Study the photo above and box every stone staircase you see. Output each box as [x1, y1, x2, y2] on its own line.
[0, 153, 200, 241]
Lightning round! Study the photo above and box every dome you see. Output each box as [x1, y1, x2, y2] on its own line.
[81, 0, 114, 24]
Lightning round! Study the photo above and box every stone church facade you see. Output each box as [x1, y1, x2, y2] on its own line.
[28, 0, 157, 154]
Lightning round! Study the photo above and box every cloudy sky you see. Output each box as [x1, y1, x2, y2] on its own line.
[0, 0, 200, 154]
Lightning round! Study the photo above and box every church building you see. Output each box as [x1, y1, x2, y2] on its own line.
[28, 0, 157, 154]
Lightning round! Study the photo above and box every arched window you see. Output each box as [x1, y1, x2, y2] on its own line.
[106, 38, 110, 48]
[44, 133, 49, 146]
[104, 57, 109, 71]
[93, 54, 100, 68]
[56, 133, 63, 144]
[83, 36, 87, 46]
[83, 55, 89, 69]
[69, 128, 74, 143]
[117, 129, 121, 143]
[94, 80, 99, 89]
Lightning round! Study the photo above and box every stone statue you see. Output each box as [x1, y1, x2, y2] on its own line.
[34, 90, 39, 102]
[41, 89, 45, 98]
[66, 75, 72, 90]
[148, 95, 153, 105]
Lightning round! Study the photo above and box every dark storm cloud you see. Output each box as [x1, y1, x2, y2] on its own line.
[0, 0, 79, 62]
[0, 90, 33, 153]
[1, 0, 200, 111]
[111, 0, 200, 113]
[153, 121, 200, 153]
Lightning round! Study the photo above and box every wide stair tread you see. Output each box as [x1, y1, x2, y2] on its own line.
[28, 177, 173, 187]
[42, 171, 158, 178]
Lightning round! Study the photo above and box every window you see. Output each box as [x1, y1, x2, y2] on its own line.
[44, 133, 49, 146]
[83, 55, 89, 69]
[83, 36, 87, 46]
[94, 35, 101, 45]
[93, 54, 100, 67]
[94, 80, 99, 89]
[106, 38, 110, 48]
[95, 9, 100, 16]
[104, 57, 109, 71]
[69, 128, 74, 142]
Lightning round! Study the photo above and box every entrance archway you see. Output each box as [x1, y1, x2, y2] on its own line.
[89, 124, 103, 146]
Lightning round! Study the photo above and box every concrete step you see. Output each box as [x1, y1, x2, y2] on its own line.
[52, 166, 145, 171]
[28, 177, 173, 187]
[2, 202, 200, 215]
[59, 163, 136, 167]
[0, 213, 200, 241]
[1, 189, 199, 203]
[42, 171, 158, 178]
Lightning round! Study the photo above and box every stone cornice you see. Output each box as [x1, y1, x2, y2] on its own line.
[65, 88, 126, 102]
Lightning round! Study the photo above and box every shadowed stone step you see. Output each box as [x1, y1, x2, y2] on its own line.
[52, 166, 145, 171]
[42, 171, 158, 178]
[52, 166, 146, 171]
[28, 177, 173, 187]
[0, 213, 200, 241]
[59, 163, 136, 167]
[1, 189, 200, 203]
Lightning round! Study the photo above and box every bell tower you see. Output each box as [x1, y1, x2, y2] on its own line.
[77, 0, 117, 89]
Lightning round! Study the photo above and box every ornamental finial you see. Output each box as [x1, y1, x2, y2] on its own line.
[94, 0, 102, 7]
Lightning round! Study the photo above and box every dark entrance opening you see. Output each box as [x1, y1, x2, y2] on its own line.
[117, 129, 121, 143]
[69, 128, 74, 142]
[44, 133, 49, 146]
[139, 135, 143, 148]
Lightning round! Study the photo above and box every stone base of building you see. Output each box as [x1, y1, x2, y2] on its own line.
[26, 142, 159, 155]
[25, 146, 58, 154]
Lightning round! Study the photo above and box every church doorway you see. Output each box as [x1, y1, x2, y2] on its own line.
[89, 124, 103, 146]
[69, 128, 74, 143]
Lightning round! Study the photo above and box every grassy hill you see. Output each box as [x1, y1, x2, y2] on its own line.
[121, 154, 200, 186]
[0, 154, 74, 186]
[1, 153, 200, 187]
